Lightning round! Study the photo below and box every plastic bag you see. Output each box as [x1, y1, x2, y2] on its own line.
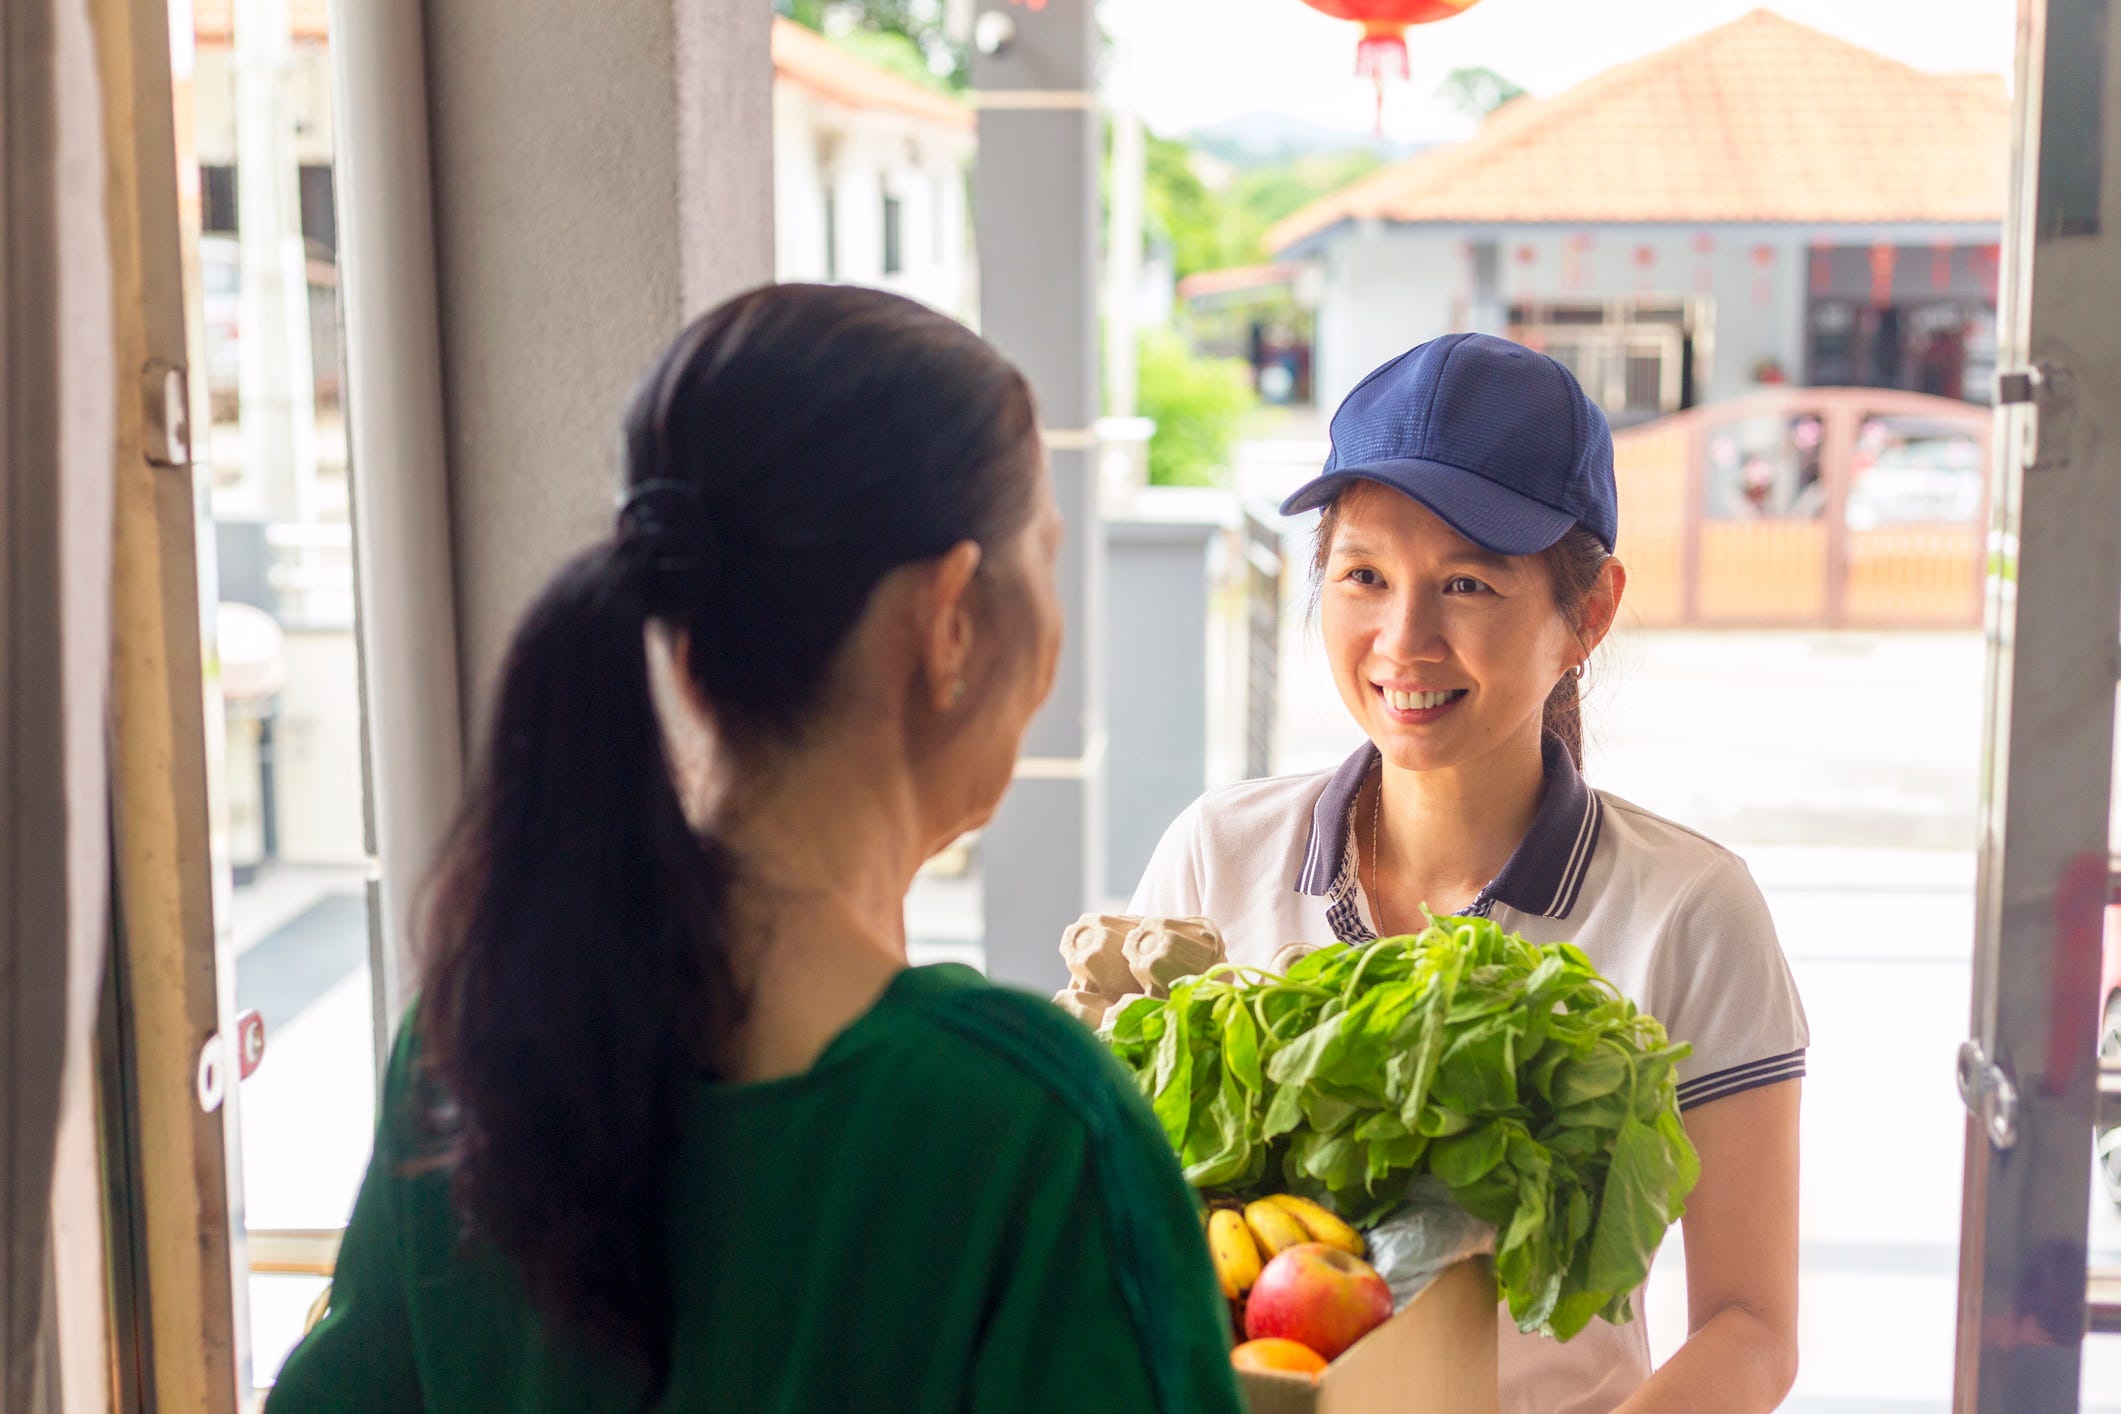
[1363, 1175, 1496, 1312]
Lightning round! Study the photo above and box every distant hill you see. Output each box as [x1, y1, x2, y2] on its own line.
[1186, 111, 1422, 169]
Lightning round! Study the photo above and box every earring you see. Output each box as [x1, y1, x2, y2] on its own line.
[1570, 662, 1587, 680]
[949, 679, 966, 706]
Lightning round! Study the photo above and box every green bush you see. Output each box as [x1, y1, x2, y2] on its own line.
[1137, 329, 1255, 487]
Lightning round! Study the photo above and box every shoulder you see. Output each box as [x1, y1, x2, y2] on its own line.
[1593, 791, 1763, 908]
[1167, 770, 1337, 859]
[887, 965, 1147, 1137]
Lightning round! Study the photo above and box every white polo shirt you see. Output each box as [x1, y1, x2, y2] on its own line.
[1129, 735, 1809, 1414]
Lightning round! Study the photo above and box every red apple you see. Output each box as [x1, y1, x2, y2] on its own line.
[1243, 1242, 1393, 1363]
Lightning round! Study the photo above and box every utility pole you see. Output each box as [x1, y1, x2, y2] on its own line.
[970, 0, 1105, 989]
[234, 0, 316, 525]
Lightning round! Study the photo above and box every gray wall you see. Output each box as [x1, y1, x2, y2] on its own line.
[1103, 518, 1217, 894]
[1310, 221, 2000, 416]
[423, 0, 775, 728]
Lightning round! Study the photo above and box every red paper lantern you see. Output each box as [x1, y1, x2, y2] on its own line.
[1300, 0, 1488, 128]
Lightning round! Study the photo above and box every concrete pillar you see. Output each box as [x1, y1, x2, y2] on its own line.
[970, 0, 1105, 990]
[233, 0, 317, 525]
[347, 0, 772, 1025]
[420, 0, 775, 725]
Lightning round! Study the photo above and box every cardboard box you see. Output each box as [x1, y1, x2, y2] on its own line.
[1239, 1257, 1497, 1414]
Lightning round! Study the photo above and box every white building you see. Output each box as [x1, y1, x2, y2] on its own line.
[1269, 10, 2010, 425]
[772, 19, 976, 321]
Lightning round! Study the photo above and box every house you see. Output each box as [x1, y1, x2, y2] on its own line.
[186, 8, 977, 322]
[1268, 9, 2011, 424]
[771, 19, 976, 320]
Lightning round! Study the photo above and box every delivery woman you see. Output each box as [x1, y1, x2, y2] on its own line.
[1133, 333, 1807, 1414]
[268, 285, 1244, 1414]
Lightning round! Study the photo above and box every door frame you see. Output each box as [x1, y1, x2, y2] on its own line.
[1952, 0, 2121, 1405]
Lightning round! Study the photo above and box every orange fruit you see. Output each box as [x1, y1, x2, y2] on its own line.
[1231, 1336, 1329, 1378]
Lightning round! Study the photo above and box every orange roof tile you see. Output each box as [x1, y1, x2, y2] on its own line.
[1178, 262, 1305, 301]
[772, 18, 972, 133]
[191, 0, 329, 43]
[1270, 9, 2010, 252]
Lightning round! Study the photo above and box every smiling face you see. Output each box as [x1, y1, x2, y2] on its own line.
[1318, 483, 1591, 777]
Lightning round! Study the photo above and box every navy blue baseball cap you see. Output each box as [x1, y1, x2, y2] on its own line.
[1280, 333, 1618, 555]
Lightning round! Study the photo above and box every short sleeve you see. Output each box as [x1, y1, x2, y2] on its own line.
[967, 1113, 1244, 1414]
[1129, 798, 1207, 918]
[933, 989, 1245, 1414]
[1645, 852, 1810, 1111]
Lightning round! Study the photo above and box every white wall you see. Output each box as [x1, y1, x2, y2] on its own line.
[1314, 225, 1463, 413]
[1307, 222, 1997, 415]
[773, 87, 974, 320]
[772, 86, 828, 280]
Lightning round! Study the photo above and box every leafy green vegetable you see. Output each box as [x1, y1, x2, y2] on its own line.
[1103, 914, 1699, 1341]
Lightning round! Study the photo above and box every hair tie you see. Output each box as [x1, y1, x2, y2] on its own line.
[615, 479, 718, 605]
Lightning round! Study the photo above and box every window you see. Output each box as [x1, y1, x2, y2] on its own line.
[1806, 299, 1997, 404]
[172, 16, 376, 1395]
[1704, 413, 1827, 520]
[298, 163, 337, 257]
[1845, 416, 1984, 529]
[1510, 298, 1700, 425]
[883, 191, 903, 276]
[202, 163, 238, 233]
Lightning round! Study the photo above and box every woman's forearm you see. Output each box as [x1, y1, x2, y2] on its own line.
[1610, 1303, 1797, 1414]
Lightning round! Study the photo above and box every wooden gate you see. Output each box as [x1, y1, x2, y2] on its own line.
[1613, 387, 1991, 628]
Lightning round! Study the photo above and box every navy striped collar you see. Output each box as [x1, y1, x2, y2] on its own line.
[1296, 734, 1604, 921]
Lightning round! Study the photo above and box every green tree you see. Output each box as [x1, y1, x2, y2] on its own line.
[1137, 139, 1392, 279]
[1136, 329, 1256, 487]
[774, 0, 966, 89]
[1143, 133, 1239, 280]
[1437, 66, 1527, 120]
[1228, 150, 1386, 248]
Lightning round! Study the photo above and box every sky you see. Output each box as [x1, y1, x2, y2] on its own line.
[1114, 0, 2020, 142]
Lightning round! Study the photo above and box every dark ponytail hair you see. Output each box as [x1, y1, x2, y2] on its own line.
[1309, 493, 1611, 768]
[1533, 526, 1612, 768]
[412, 285, 1038, 1381]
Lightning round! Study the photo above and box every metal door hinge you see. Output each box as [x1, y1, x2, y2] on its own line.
[1995, 360, 2075, 472]
[142, 360, 190, 468]
[194, 1009, 267, 1113]
[1958, 1039, 2019, 1150]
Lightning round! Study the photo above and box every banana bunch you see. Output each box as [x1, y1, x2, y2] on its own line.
[1203, 1193, 1365, 1302]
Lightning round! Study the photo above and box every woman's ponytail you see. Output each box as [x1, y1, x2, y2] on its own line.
[1541, 669, 1584, 770]
[407, 283, 1038, 1387]
[415, 542, 741, 1379]
[1536, 527, 1611, 770]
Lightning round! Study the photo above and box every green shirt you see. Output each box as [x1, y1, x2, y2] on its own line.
[267, 964, 1246, 1414]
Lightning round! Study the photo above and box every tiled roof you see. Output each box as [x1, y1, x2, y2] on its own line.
[191, 0, 330, 42]
[1177, 262, 1304, 301]
[773, 19, 972, 132]
[1270, 8, 2010, 252]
